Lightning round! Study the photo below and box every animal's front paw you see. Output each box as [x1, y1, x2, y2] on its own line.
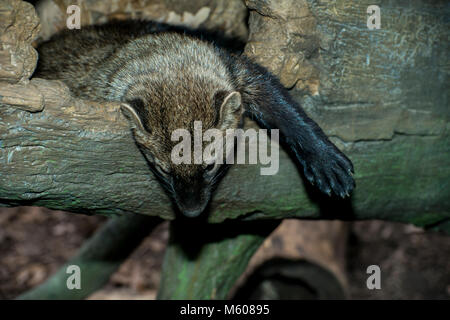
[300, 144, 355, 198]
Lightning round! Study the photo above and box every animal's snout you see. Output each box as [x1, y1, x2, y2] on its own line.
[179, 206, 204, 218]
[173, 179, 210, 218]
[176, 194, 209, 218]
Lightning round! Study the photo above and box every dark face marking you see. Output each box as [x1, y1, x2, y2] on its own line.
[122, 87, 243, 218]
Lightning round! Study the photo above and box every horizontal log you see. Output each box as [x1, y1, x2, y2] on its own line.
[0, 78, 448, 232]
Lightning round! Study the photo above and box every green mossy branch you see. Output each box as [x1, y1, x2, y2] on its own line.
[157, 220, 280, 299]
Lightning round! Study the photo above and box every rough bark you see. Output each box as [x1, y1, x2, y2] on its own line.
[1, 78, 448, 231]
[35, 0, 248, 42]
[0, 0, 40, 83]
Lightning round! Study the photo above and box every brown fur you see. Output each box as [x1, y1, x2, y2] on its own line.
[35, 22, 243, 216]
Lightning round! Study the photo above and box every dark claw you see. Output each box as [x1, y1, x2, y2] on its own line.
[303, 167, 315, 185]
[329, 169, 343, 197]
[300, 145, 355, 198]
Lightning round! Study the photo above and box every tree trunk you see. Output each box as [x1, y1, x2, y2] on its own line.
[157, 220, 280, 299]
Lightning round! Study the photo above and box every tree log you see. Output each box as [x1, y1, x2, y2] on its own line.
[0, 78, 448, 231]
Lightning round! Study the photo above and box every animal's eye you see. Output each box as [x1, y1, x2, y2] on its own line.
[159, 166, 170, 174]
[155, 163, 170, 175]
[205, 163, 215, 172]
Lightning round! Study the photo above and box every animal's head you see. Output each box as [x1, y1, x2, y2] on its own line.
[121, 82, 243, 217]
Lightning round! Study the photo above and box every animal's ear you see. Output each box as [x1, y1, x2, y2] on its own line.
[120, 100, 148, 133]
[217, 91, 243, 129]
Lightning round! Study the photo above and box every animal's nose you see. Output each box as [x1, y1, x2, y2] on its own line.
[176, 191, 209, 217]
[180, 206, 204, 218]
[173, 176, 211, 217]
[178, 190, 213, 218]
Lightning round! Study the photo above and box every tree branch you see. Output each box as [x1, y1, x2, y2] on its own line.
[157, 219, 280, 299]
[0, 77, 449, 231]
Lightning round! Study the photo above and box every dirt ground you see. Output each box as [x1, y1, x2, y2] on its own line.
[347, 220, 450, 299]
[0, 207, 449, 299]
